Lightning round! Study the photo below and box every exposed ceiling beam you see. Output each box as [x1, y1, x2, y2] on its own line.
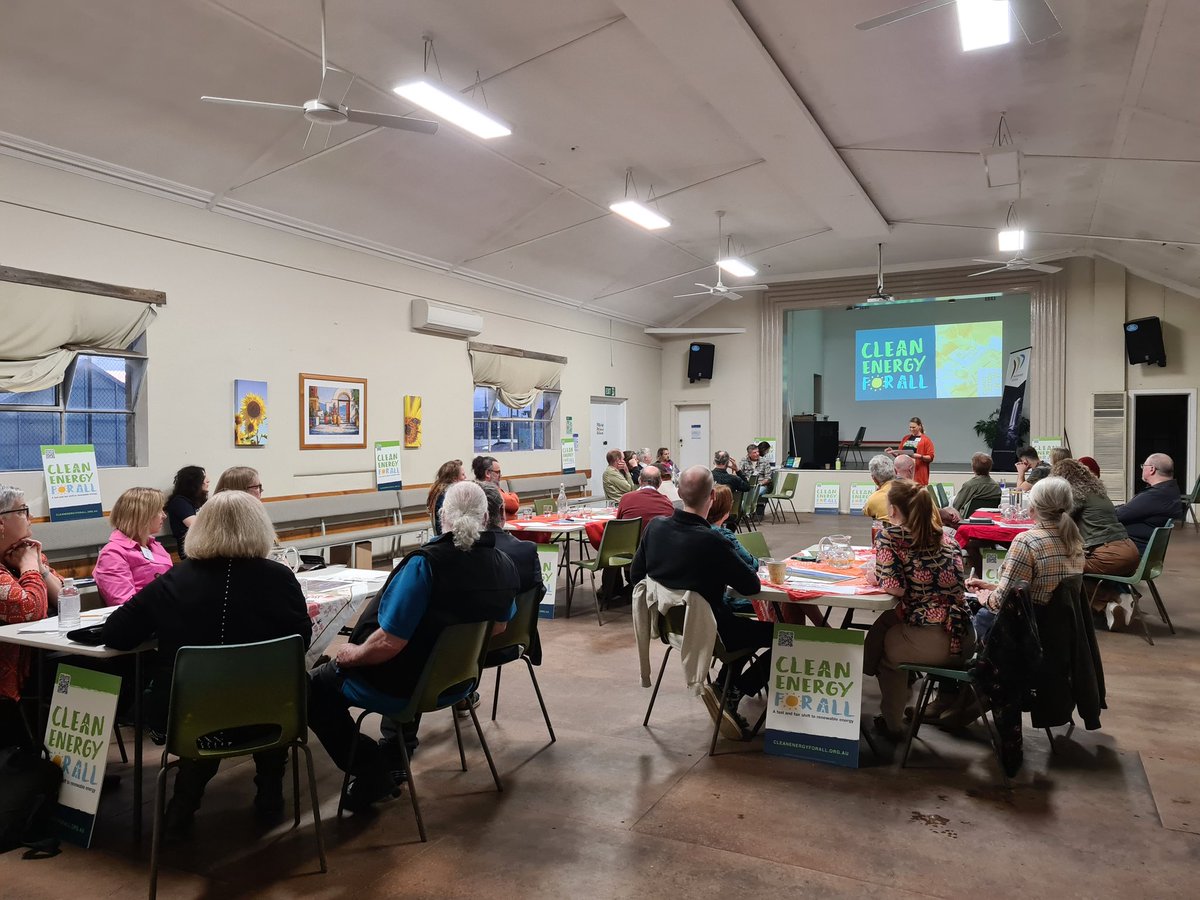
[614, 0, 889, 239]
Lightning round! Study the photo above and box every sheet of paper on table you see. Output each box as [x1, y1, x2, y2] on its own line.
[783, 579, 872, 595]
[785, 567, 855, 582]
[317, 569, 388, 583]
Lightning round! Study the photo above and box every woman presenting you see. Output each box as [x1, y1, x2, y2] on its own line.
[886, 417, 935, 485]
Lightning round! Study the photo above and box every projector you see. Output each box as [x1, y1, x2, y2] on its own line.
[863, 289, 894, 304]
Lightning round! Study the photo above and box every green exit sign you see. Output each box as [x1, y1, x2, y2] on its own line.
[604, 386, 616, 397]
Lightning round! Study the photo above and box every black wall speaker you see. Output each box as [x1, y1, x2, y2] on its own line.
[1124, 316, 1166, 367]
[687, 342, 715, 382]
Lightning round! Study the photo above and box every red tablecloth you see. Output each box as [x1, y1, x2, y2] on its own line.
[508, 513, 607, 548]
[954, 510, 1035, 548]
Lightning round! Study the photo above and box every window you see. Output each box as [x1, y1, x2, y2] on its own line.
[0, 345, 146, 471]
[472, 386, 560, 453]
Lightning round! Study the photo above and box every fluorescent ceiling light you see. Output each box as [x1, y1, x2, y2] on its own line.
[957, 0, 1011, 52]
[392, 80, 511, 139]
[997, 229, 1025, 252]
[609, 200, 670, 231]
[717, 257, 757, 278]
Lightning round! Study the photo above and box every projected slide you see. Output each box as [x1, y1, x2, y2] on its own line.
[856, 322, 1003, 401]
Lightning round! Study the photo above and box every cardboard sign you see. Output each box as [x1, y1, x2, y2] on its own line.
[44, 664, 121, 847]
[374, 440, 403, 491]
[765, 625, 865, 768]
[849, 483, 875, 512]
[537, 545, 561, 619]
[561, 437, 577, 475]
[814, 482, 840, 513]
[981, 547, 1008, 583]
[40, 445, 103, 522]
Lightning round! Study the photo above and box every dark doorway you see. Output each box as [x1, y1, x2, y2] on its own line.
[1132, 394, 1189, 495]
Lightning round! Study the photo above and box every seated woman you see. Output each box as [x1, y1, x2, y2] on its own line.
[0, 484, 63, 749]
[93, 487, 173, 606]
[864, 479, 973, 739]
[967, 476, 1084, 643]
[213, 465, 264, 499]
[705, 484, 758, 598]
[101, 491, 312, 837]
[166, 465, 208, 558]
[1051, 458, 1139, 628]
[654, 447, 676, 482]
[425, 459, 465, 536]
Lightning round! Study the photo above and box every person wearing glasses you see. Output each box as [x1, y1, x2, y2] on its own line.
[0, 485, 63, 748]
[93, 487, 174, 606]
[472, 455, 519, 517]
[1117, 453, 1182, 553]
[214, 466, 265, 499]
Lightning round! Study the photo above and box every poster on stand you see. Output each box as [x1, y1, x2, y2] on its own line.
[849, 483, 874, 512]
[40, 445, 103, 522]
[764, 626, 864, 768]
[375, 441, 403, 491]
[814, 482, 840, 513]
[560, 437, 577, 474]
[44, 664, 120, 847]
[754, 437, 778, 464]
[1032, 436, 1062, 460]
[537, 545, 561, 618]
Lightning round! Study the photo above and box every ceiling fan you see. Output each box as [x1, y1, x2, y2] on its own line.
[201, 0, 437, 145]
[863, 242, 895, 304]
[856, 0, 1062, 45]
[674, 211, 768, 302]
[969, 251, 1063, 276]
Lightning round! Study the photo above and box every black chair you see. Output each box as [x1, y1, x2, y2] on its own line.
[840, 426, 867, 467]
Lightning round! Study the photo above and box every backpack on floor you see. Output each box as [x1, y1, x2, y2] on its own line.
[0, 746, 63, 858]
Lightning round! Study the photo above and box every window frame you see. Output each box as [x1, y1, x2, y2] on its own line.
[472, 385, 560, 454]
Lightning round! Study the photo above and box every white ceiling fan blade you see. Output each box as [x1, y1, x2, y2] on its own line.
[855, 0, 954, 31]
[344, 108, 438, 133]
[673, 291, 713, 298]
[971, 258, 1008, 265]
[1026, 262, 1063, 274]
[969, 266, 1010, 277]
[727, 283, 769, 291]
[1011, 0, 1062, 44]
[723, 291, 743, 301]
[201, 96, 304, 112]
[694, 283, 716, 290]
[1023, 251, 1065, 263]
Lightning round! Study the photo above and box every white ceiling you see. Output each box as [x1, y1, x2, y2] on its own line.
[2, 0, 1198, 325]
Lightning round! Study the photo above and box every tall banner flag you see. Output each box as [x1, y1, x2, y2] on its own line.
[991, 345, 1031, 472]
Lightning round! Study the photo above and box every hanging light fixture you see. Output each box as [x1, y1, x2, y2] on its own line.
[609, 169, 670, 231]
[393, 36, 511, 139]
[997, 202, 1025, 251]
[864, 243, 894, 304]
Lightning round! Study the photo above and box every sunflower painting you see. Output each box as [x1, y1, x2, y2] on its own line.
[234, 379, 269, 446]
[404, 395, 422, 448]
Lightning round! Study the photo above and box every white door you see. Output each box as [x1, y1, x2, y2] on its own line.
[676, 404, 711, 474]
[589, 399, 627, 496]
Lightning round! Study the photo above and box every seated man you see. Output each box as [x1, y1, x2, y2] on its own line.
[602, 448, 635, 502]
[712, 450, 752, 527]
[616, 465, 676, 531]
[473, 455, 519, 518]
[630, 466, 765, 740]
[1117, 453, 1183, 552]
[308, 482, 519, 810]
[739, 443, 773, 519]
[1014, 446, 1051, 492]
[480, 483, 542, 593]
[940, 452, 1002, 526]
[862, 454, 896, 519]
[893, 455, 942, 527]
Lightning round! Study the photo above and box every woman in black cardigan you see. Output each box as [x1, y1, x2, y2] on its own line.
[102, 491, 311, 837]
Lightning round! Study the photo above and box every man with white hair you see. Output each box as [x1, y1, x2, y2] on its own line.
[1117, 452, 1183, 552]
[308, 481, 520, 810]
[862, 454, 896, 519]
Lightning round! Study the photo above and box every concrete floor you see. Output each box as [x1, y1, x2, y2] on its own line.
[4, 514, 1197, 898]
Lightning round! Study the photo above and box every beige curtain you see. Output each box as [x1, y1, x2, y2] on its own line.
[469, 345, 564, 409]
[0, 285, 156, 393]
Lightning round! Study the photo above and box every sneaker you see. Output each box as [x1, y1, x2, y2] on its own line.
[700, 684, 747, 741]
[1104, 601, 1120, 632]
[454, 691, 481, 718]
[342, 769, 400, 813]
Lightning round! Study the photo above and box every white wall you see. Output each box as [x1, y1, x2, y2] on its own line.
[785, 295, 1031, 464]
[0, 154, 663, 516]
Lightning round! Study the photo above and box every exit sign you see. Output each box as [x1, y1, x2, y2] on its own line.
[604, 386, 616, 397]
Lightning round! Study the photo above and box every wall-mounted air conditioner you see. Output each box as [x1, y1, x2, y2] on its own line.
[411, 298, 483, 337]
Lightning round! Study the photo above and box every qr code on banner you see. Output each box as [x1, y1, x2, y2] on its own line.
[777, 631, 794, 648]
[56, 673, 71, 694]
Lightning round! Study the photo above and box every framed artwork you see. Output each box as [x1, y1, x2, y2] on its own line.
[299, 373, 367, 449]
[404, 395, 423, 448]
[234, 379, 269, 446]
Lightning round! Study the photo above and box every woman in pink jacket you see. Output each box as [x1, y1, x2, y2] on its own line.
[93, 487, 174, 606]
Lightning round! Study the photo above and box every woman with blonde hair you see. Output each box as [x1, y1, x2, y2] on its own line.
[93, 487, 173, 606]
[426, 459, 466, 535]
[864, 478, 972, 739]
[102, 491, 311, 836]
[213, 465, 264, 498]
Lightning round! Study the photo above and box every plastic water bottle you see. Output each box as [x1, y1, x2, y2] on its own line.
[557, 484, 568, 517]
[58, 578, 81, 633]
[999, 479, 1010, 510]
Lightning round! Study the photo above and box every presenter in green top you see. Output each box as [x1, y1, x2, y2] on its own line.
[886, 417, 935, 485]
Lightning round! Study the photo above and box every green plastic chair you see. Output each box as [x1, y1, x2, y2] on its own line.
[728, 489, 745, 531]
[642, 605, 762, 756]
[739, 482, 760, 532]
[484, 587, 555, 743]
[934, 483, 950, 507]
[336, 620, 501, 841]
[762, 473, 800, 524]
[1083, 522, 1174, 644]
[1183, 476, 1200, 528]
[150, 636, 325, 899]
[569, 517, 641, 626]
[735, 530, 770, 562]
